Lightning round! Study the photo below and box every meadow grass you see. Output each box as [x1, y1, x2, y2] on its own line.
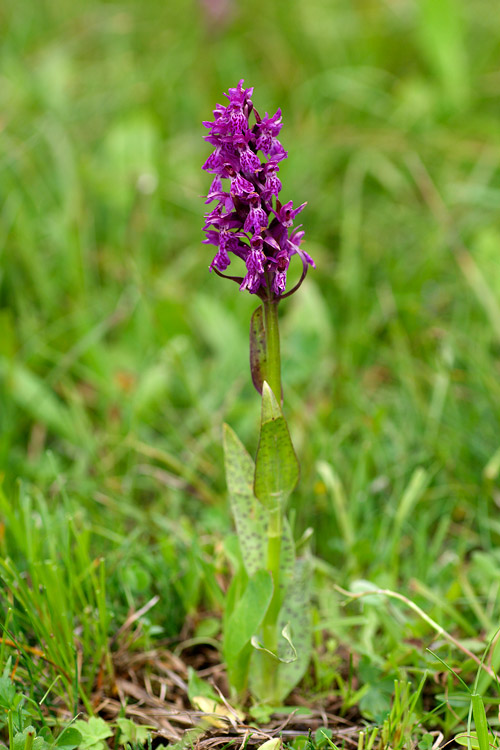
[2, 0, 500, 745]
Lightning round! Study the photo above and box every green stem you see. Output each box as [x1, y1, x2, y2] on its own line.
[8, 710, 13, 750]
[263, 296, 282, 404]
[261, 294, 283, 701]
[263, 508, 282, 651]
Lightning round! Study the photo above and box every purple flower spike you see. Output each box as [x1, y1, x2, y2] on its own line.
[202, 81, 313, 297]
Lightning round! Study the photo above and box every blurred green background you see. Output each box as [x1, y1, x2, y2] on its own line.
[2, 0, 500, 649]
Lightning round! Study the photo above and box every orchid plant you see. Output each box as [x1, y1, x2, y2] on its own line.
[202, 81, 314, 705]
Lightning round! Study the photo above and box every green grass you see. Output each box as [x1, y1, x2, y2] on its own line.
[2, 0, 500, 745]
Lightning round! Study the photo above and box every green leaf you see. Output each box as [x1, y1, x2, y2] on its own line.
[38, 729, 54, 744]
[0, 676, 16, 709]
[223, 570, 273, 694]
[257, 740, 281, 750]
[248, 625, 297, 665]
[54, 727, 82, 750]
[223, 423, 267, 576]
[279, 518, 295, 603]
[417, 734, 435, 750]
[225, 640, 253, 698]
[254, 383, 300, 511]
[280, 624, 297, 661]
[250, 305, 267, 395]
[261, 380, 282, 422]
[276, 558, 312, 700]
[116, 719, 152, 746]
[13, 728, 48, 750]
[223, 423, 254, 498]
[358, 679, 394, 722]
[73, 719, 112, 750]
[471, 693, 491, 750]
[224, 570, 273, 655]
[187, 666, 219, 705]
[249, 636, 279, 661]
[224, 563, 248, 626]
[248, 559, 312, 703]
[455, 732, 497, 750]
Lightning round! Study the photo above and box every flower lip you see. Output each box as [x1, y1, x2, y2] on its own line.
[250, 234, 264, 252]
[276, 254, 289, 272]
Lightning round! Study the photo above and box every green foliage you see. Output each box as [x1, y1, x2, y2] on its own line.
[2, 0, 500, 740]
[115, 719, 152, 747]
[11, 726, 81, 750]
[0, 703, 155, 750]
[455, 732, 499, 750]
[72, 719, 112, 750]
[254, 383, 300, 512]
[223, 570, 273, 694]
[223, 424, 267, 577]
[0, 669, 82, 750]
[186, 667, 219, 705]
[0, 482, 193, 713]
[0, 715, 155, 750]
[470, 694, 492, 750]
[223, 382, 310, 704]
[250, 305, 267, 395]
[275, 559, 312, 700]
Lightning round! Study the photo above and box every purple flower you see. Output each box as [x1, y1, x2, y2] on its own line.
[204, 227, 241, 271]
[240, 239, 267, 293]
[203, 80, 313, 297]
[223, 164, 254, 197]
[202, 149, 223, 174]
[255, 109, 283, 155]
[267, 248, 289, 295]
[273, 200, 307, 227]
[226, 80, 254, 109]
[243, 194, 268, 233]
[261, 162, 282, 202]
